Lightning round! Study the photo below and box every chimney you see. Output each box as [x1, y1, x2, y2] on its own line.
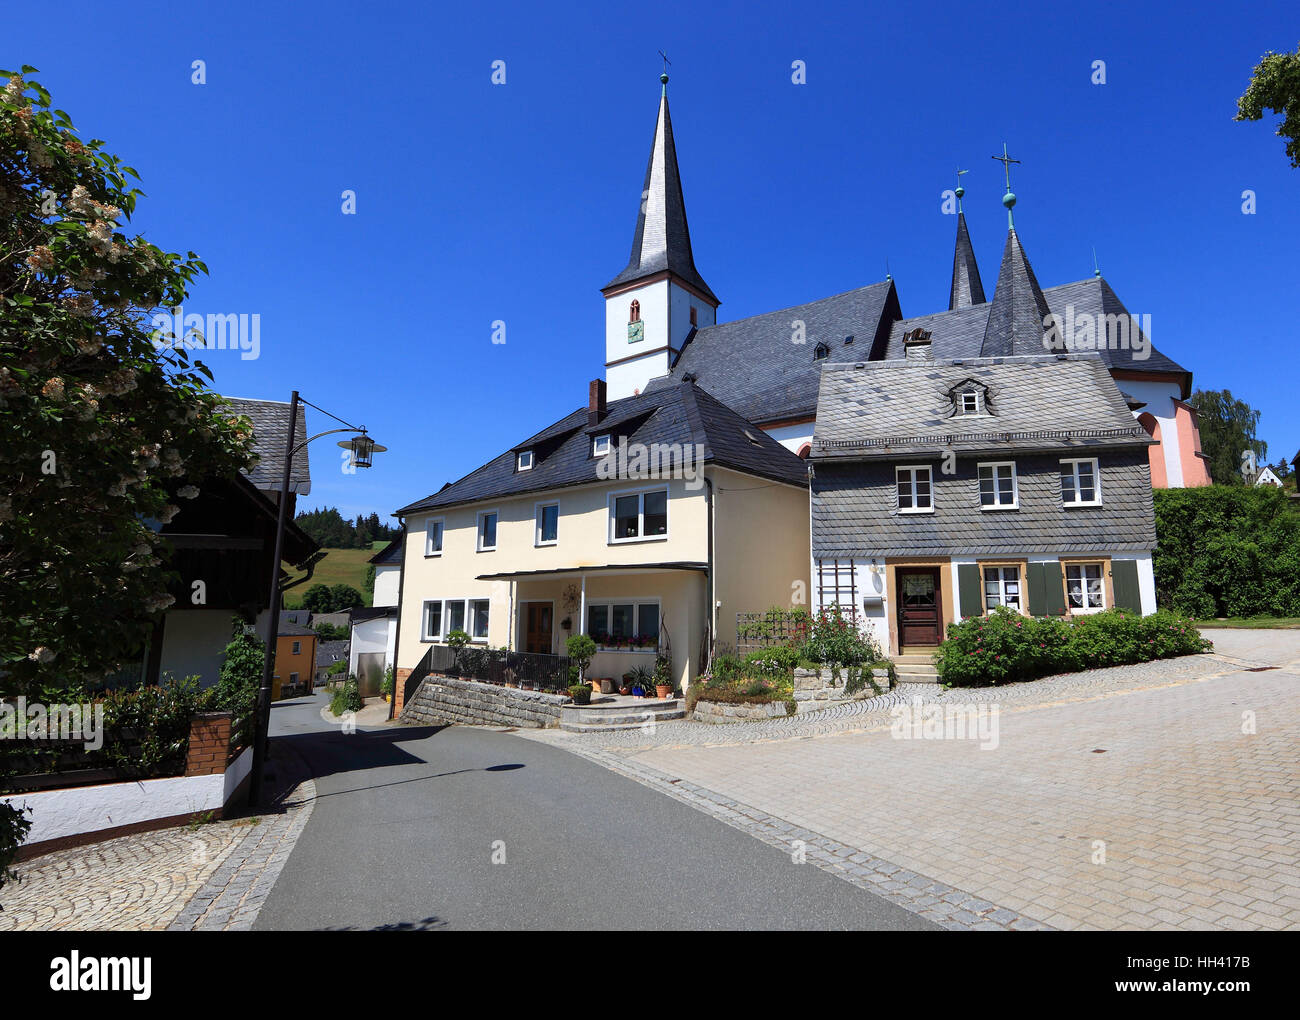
[902, 328, 933, 361]
[588, 379, 607, 427]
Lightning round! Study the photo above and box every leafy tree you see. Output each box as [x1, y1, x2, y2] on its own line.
[1190, 389, 1267, 485]
[1236, 43, 1300, 168]
[314, 621, 349, 641]
[301, 583, 334, 613]
[1, 68, 254, 692]
[329, 584, 364, 610]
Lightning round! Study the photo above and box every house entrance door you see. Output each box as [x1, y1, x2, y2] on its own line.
[523, 603, 553, 655]
[898, 568, 942, 647]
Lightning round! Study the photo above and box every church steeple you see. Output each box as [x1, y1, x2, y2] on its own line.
[949, 173, 985, 309]
[601, 72, 717, 306]
[980, 146, 1050, 357]
[602, 71, 718, 401]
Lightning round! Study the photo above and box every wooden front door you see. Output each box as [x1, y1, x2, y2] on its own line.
[898, 568, 942, 647]
[523, 603, 553, 654]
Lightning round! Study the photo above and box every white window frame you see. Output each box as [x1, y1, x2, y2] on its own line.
[516, 450, 533, 471]
[468, 598, 490, 640]
[608, 486, 669, 544]
[534, 500, 559, 547]
[895, 465, 934, 514]
[476, 509, 499, 552]
[592, 434, 611, 457]
[423, 598, 490, 643]
[584, 598, 662, 653]
[958, 389, 983, 415]
[983, 565, 1022, 612]
[422, 600, 443, 641]
[425, 517, 444, 557]
[977, 461, 1019, 510]
[1065, 562, 1106, 613]
[1060, 458, 1102, 507]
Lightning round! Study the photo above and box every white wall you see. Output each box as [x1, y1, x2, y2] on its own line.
[373, 564, 400, 607]
[350, 616, 395, 677]
[158, 610, 236, 687]
[763, 421, 814, 454]
[1121, 378, 1184, 487]
[605, 278, 716, 399]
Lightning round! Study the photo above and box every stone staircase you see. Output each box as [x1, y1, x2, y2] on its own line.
[560, 695, 686, 732]
[894, 648, 941, 684]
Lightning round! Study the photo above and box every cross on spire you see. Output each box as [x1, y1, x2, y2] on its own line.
[658, 50, 671, 75]
[992, 143, 1020, 226]
[955, 167, 969, 211]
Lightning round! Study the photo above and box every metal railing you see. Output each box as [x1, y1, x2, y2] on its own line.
[420, 645, 573, 692]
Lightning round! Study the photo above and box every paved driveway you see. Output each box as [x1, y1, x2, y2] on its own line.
[529, 633, 1300, 930]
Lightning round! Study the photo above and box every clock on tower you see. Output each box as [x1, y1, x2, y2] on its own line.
[627, 319, 644, 343]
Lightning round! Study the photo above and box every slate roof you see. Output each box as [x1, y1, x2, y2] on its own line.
[949, 211, 986, 310]
[880, 276, 1190, 393]
[653, 281, 900, 426]
[395, 380, 808, 516]
[811, 353, 1150, 459]
[602, 86, 717, 305]
[222, 397, 312, 496]
[368, 537, 403, 566]
[316, 639, 349, 671]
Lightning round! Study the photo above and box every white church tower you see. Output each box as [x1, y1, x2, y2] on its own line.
[601, 72, 719, 400]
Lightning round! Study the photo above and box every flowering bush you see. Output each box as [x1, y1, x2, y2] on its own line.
[935, 607, 1212, 686]
[1, 68, 256, 693]
[799, 605, 882, 667]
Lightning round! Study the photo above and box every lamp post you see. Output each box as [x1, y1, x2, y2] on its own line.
[248, 390, 386, 805]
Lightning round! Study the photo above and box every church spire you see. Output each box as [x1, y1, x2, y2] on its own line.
[949, 169, 986, 310]
[601, 70, 718, 306]
[980, 151, 1051, 356]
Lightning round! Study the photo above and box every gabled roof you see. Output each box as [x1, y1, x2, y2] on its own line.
[981, 228, 1051, 357]
[949, 212, 986, 310]
[602, 82, 717, 305]
[654, 280, 900, 425]
[221, 397, 311, 496]
[880, 276, 1190, 394]
[315, 639, 349, 669]
[395, 381, 808, 516]
[811, 354, 1150, 459]
[368, 537, 403, 566]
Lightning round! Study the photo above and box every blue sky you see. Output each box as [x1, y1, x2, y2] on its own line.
[9, 0, 1298, 519]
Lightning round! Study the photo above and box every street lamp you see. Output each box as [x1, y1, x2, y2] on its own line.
[248, 390, 385, 805]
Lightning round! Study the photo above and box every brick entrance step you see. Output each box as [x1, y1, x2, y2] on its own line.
[895, 648, 941, 684]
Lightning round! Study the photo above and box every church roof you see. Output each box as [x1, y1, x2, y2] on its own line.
[394, 380, 807, 516]
[949, 212, 986, 310]
[602, 83, 717, 305]
[880, 275, 1190, 395]
[653, 280, 901, 426]
[980, 227, 1052, 357]
[221, 397, 312, 496]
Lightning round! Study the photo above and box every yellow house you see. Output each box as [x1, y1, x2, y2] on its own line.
[392, 379, 810, 696]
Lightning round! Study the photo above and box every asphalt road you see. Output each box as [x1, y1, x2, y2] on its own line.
[254, 693, 936, 931]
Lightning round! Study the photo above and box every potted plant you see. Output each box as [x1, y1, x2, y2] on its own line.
[568, 683, 592, 705]
[619, 671, 634, 696]
[654, 654, 673, 699]
[566, 633, 597, 684]
[379, 665, 395, 703]
[628, 664, 652, 698]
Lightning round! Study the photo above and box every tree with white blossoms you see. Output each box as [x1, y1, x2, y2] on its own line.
[0, 66, 256, 693]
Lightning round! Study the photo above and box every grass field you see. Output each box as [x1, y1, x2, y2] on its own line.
[1196, 617, 1300, 629]
[283, 541, 385, 609]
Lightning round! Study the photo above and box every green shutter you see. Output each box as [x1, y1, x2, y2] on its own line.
[1111, 560, 1142, 612]
[1042, 561, 1067, 616]
[958, 563, 983, 619]
[1027, 562, 1048, 616]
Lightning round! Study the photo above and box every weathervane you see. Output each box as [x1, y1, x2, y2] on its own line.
[955, 167, 969, 212]
[992, 143, 1020, 226]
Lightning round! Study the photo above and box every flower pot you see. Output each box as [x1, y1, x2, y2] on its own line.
[656, 685, 673, 699]
[631, 685, 645, 698]
[619, 686, 631, 696]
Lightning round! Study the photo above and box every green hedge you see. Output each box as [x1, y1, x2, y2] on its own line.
[935, 607, 1212, 687]
[1154, 486, 1300, 617]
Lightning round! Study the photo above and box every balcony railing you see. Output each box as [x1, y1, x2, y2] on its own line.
[413, 644, 574, 694]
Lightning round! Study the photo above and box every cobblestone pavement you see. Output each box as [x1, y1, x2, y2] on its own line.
[520, 637, 1300, 930]
[0, 747, 316, 932]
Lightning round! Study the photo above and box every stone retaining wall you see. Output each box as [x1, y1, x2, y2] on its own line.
[692, 699, 795, 724]
[793, 666, 892, 713]
[400, 674, 568, 729]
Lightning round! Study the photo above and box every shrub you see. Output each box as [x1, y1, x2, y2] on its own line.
[565, 634, 597, 682]
[799, 605, 882, 667]
[1154, 486, 1300, 617]
[568, 684, 592, 705]
[743, 645, 802, 675]
[330, 675, 363, 716]
[380, 666, 395, 698]
[935, 607, 1212, 687]
[0, 802, 32, 897]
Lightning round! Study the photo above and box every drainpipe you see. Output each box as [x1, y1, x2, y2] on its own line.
[387, 517, 407, 721]
[704, 473, 715, 678]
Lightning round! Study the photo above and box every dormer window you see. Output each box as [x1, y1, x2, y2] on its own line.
[516, 450, 533, 471]
[958, 389, 982, 415]
[593, 434, 611, 457]
[949, 380, 990, 417]
[813, 343, 829, 360]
